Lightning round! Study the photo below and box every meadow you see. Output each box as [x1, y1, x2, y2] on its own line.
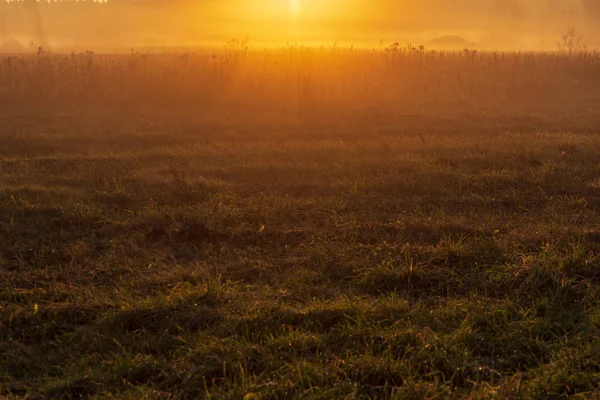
[2, 45, 600, 398]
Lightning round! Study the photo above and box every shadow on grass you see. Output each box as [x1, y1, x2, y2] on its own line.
[107, 304, 222, 334]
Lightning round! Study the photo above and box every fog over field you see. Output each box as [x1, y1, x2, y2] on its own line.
[4, 0, 600, 398]
[1, 0, 599, 51]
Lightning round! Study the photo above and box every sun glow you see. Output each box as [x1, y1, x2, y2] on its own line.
[203, 0, 384, 45]
[290, 0, 300, 15]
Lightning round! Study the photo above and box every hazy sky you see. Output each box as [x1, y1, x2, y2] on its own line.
[1, 0, 598, 50]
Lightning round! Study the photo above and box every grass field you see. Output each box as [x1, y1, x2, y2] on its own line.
[2, 49, 600, 398]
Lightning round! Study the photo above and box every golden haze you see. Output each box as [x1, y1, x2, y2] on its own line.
[0, 0, 599, 50]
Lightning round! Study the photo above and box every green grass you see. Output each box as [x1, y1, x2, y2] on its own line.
[2, 104, 600, 399]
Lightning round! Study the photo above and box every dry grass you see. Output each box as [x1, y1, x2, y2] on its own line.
[1, 46, 600, 398]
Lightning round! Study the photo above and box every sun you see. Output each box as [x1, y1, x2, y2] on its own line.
[290, 0, 300, 15]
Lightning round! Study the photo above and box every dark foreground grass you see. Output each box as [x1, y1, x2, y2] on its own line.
[2, 106, 600, 399]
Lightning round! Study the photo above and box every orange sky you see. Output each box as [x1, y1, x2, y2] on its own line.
[0, 0, 598, 51]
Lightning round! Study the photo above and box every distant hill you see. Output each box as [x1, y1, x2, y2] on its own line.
[428, 35, 476, 50]
[0, 37, 25, 53]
